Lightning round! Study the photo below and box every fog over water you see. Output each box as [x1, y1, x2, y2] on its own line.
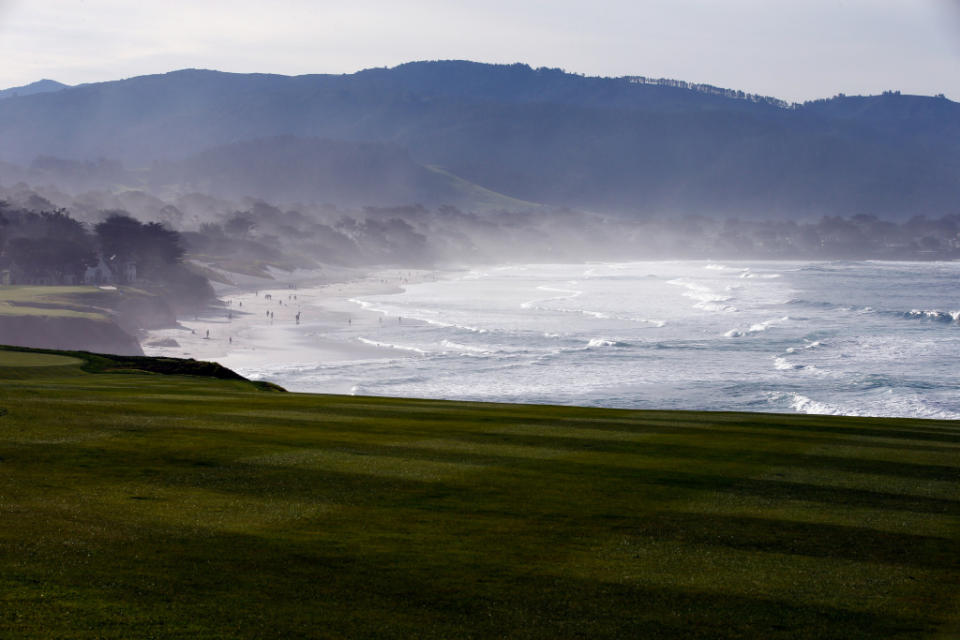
[235, 260, 960, 418]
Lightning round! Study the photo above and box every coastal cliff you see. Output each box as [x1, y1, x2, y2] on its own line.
[0, 285, 192, 356]
[0, 314, 142, 355]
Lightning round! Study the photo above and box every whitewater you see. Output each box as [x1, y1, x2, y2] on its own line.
[234, 261, 960, 419]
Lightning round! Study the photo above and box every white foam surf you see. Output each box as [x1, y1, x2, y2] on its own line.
[667, 278, 738, 313]
[725, 316, 789, 338]
[232, 261, 960, 420]
[357, 337, 429, 355]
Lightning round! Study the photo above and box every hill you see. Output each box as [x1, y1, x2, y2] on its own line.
[0, 346, 958, 638]
[0, 61, 958, 217]
[149, 135, 536, 209]
[802, 91, 960, 150]
[0, 79, 68, 101]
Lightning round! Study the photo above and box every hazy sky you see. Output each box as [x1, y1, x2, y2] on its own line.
[0, 0, 958, 101]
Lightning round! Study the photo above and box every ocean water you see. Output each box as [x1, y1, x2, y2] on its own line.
[242, 261, 960, 419]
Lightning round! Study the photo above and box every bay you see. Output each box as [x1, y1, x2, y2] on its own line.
[237, 261, 960, 419]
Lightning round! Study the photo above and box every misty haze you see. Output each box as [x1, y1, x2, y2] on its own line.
[2, 61, 959, 417]
[1, 2, 959, 638]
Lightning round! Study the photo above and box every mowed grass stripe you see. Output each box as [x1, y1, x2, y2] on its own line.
[0, 357, 958, 638]
[203, 428, 960, 505]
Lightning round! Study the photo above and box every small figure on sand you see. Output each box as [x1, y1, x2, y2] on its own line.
[295, 311, 301, 325]
[205, 329, 210, 339]
[229, 337, 232, 344]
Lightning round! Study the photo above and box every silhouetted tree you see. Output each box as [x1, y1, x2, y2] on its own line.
[140, 222, 185, 270]
[224, 212, 256, 237]
[95, 212, 184, 280]
[94, 213, 142, 265]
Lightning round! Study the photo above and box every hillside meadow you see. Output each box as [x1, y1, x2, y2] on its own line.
[0, 346, 958, 638]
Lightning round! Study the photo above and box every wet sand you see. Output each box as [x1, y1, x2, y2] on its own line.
[142, 268, 439, 384]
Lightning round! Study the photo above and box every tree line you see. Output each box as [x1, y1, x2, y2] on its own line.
[0, 203, 185, 285]
[626, 76, 798, 109]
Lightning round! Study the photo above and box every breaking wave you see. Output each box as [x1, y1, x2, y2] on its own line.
[725, 316, 789, 338]
[357, 337, 429, 354]
[770, 391, 960, 420]
[771, 392, 852, 416]
[667, 278, 738, 313]
[902, 309, 960, 323]
[585, 338, 630, 348]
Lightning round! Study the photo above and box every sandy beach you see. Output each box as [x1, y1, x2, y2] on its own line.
[141, 267, 441, 390]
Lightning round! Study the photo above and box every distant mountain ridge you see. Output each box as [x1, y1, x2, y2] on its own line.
[0, 79, 69, 101]
[0, 61, 957, 218]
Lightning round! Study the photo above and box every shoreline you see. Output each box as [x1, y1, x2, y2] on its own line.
[141, 266, 444, 386]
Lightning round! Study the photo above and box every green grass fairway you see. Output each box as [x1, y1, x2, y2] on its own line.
[0, 286, 111, 320]
[0, 351, 83, 367]
[0, 348, 958, 638]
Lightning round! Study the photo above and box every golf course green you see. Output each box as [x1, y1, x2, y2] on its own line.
[0, 346, 957, 638]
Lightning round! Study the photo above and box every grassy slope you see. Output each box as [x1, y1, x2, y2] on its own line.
[425, 165, 542, 211]
[0, 349, 958, 638]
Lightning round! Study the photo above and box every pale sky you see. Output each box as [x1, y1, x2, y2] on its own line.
[0, 0, 958, 102]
